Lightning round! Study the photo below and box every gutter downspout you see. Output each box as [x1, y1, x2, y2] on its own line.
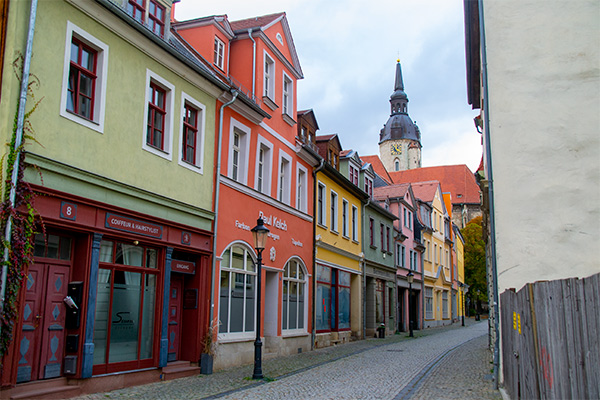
[478, 0, 500, 390]
[248, 29, 256, 99]
[311, 159, 324, 350]
[362, 198, 371, 339]
[208, 91, 238, 338]
[0, 0, 38, 338]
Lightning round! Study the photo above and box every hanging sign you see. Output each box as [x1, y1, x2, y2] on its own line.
[172, 259, 196, 275]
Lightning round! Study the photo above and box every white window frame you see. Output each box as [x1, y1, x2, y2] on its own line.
[178, 92, 206, 173]
[282, 72, 293, 116]
[296, 163, 308, 213]
[228, 118, 251, 185]
[217, 243, 257, 341]
[425, 288, 434, 319]
[142, 69, 175, 160]
[60, 21, 109, 134]
[277, 150, 292, 205]
[254, 135, 273, 195]
[351, 205, 358, 242]
[330, 190, 338, 233]
[398, 244, 405, 267]
[281, 258, 308, 335]
[263, 51, 275, 100]
[317, 182, 326, 227]
[342, 199, 349, 238]
[214, 36, 225, 70]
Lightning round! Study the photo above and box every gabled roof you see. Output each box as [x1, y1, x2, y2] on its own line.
[172, 15, 235, 39]
[297, 109, 319, 130]
[229, 12, 285, 31]
[374, 182, 410, 201]
[388, 165, 480, 205]
[316, 134, 342, 149]
[230, 12, 303, 79]
[410, 180, 441, 204]
[361, 155, 392, 185]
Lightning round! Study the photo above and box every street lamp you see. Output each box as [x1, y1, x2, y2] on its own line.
[251, 218, 269, 379]
[407, 270, 414, 337]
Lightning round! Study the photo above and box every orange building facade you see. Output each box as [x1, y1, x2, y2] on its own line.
[174, 12, 318, 369]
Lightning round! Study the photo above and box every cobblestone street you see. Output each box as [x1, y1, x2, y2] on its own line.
[75, 319, 501, 400]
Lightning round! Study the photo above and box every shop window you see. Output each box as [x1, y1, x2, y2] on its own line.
[282, 259, 306, 332]
[218, 245, 255, 339]
[316, 265, 350, 332]
[93, 240, 159, 373]
[375, 279, 384, 325]
[425, 287, 433, 320]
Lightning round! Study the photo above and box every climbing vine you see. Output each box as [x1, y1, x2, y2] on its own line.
[0, 55, 44, 358]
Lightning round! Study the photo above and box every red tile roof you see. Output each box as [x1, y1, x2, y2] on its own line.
[230, 12, 285, 31]
[373, 182, 410, 200]
[361, 155, 392, 184]
[388, 165, 480, 204]
[340, 150, 351, 157]
[410, 181, 441, 204]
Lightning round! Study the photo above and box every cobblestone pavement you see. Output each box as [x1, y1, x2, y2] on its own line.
[74, 318, 500, 400]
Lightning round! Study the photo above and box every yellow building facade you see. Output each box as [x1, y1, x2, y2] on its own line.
[314, 163, 367, 347]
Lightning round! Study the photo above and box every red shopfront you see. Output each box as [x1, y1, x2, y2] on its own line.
[1, 187, 213, 388]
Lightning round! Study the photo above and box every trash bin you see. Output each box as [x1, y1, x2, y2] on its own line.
[475, 314, 480, 321]
[377, 325, 385, 338]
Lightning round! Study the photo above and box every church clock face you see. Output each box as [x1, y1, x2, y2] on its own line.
[390, 143, 402, 155]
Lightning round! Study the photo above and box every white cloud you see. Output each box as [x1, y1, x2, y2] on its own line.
[174, 0, 481, 170]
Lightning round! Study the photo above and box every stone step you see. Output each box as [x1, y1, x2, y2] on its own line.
[10, 384, 81, 400]
[161, 361, 200, 381]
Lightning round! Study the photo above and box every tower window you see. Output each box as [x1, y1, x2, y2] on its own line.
[394, 159, 400, 171]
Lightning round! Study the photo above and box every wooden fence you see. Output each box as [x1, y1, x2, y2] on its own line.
[500, 272, 599, 399]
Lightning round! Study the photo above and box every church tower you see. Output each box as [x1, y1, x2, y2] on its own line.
[379, 60, 422, 172]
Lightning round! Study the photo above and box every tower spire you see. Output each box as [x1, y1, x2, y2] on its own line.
[395, 59, 404, 92]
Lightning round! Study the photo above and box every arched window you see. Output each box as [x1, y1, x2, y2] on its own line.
[394, 158, 400, 171]
[219, 244, 256, 336]
[282, 259, 307, 331]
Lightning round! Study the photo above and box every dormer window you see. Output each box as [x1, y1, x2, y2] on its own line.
[127, 0, 166, 38]
[349, 165, 359, 185]
[214, 37, 225, 70]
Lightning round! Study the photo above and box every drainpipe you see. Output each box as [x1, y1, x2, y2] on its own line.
[361, 198, 370, 339]
[478, 0, 500, 390]
[248, 29, 256, 98]
[208, 91, 238, 337]
[311, 159, 324, 350]
[0, 0, 38, 338]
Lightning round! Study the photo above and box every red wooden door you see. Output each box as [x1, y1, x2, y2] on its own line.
[16, 263, 70, 383]
[167, 275, 183, 362]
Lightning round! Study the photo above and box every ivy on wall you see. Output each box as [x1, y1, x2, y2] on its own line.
[0, 55, 43, 358]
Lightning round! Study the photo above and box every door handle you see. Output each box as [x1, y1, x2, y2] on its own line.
[35, 315, 42, 319]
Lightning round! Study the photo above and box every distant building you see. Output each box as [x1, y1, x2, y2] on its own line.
[378, 61, 422, 172]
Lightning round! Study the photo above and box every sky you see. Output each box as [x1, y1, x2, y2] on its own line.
[174, 0, 482, 172]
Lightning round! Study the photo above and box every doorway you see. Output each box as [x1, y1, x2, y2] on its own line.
[167, 274, 184, 362]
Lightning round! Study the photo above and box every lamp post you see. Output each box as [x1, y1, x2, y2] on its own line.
[251, 218, 269, 380]
[407, 271, 414, 337]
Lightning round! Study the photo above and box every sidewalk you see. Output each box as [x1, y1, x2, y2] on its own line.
[75, 318, 496, 399]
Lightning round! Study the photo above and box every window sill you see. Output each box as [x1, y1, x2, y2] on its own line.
[282, 113, 296, 127]
[263, 96, 279, 111]
[317, 223, 328, 231]
[281, 330, 309, 338]
[330, 230, 339, 235]
[370, 245, 377, 250]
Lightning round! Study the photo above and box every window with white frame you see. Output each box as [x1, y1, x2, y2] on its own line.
[277, 152, 292, 204]
[282, 73, 293, 116]
[61, 22, 109, 133]
[228, 119, 250, 184]
[317, 182, 326, 226]
[254, 136, 272, 195]
[296, 165, 308, 212]
[263, 52, 275, 100]
[364, 176, 373, 198]
[330, 191, 338, 233]
[282, 259, 307, 332]
[342, 199, 349, 237]
[412, 251, 418, 272]
[351, 205, 358, 241]
[434, 244, 438, 264]
[349, 165, 359, 185]
[397, 244, 405, 267]
[143, 70, 174, 159]
[179, 93, 206, 172]
[425, 288, 433, 319]
[214, 37, 225, 70]
[404, 208, 412, 229]
[442, 291, 449, 319]
[219, 245, 256, 337]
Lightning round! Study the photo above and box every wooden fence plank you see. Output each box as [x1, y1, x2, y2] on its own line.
[582, 274, 600, 399]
